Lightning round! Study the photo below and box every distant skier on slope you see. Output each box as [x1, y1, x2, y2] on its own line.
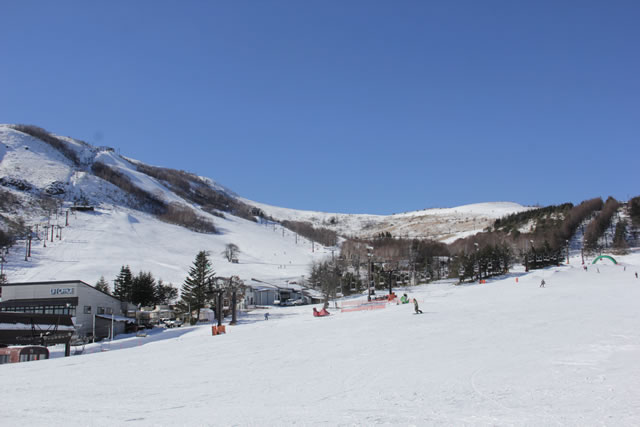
[413, 298, 423, 314]
[540, 279, 545, 288]
[401, 293, 409, 304]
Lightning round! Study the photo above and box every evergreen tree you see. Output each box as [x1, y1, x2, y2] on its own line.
[155, 279, 178, 305]
[113, 265, 133, 302]
[180, 251, 215, 323]
[95, 275, 111, 294]
[132, 271, 156, 307]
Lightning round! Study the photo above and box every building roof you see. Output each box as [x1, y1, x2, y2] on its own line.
[2, 280, 122, 303]
[96, 314, 134, 322]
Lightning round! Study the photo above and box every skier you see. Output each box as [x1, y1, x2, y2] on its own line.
[635, 272, 638, 279]
[413, 298, 422, 314]
[540, 279, 545, 288]
[400, 293, 409, 304]
[264, 312, 270, 321]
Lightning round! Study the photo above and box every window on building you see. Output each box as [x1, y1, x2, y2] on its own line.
[84, 306, 92, 314]
[105, 307, 113, 315]
[97, 307, 105, 315]
[0, 355, 9, 364]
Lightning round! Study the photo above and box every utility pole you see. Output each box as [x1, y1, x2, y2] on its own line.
[65, 210, 69, 226]
[217, 291, 224, 326]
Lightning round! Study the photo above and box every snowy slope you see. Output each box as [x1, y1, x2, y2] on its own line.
[0, 124, 530, 287]
[246, 198, 531, 241]
[0, 125, 335, 286]
[3, 205, 333, 286]
[2, 250, 640, 425]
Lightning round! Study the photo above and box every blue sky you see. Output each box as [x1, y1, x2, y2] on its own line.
[2, 1, 638, 214]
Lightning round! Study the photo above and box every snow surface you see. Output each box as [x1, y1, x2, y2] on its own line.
[3, 205, 333, 286]
[2, 250, 640, 426]
[245, 198, 531, 242]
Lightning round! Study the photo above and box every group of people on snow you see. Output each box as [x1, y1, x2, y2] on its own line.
[400, 293, 422, 314]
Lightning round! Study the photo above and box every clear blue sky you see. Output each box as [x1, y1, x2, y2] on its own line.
[2, 1, 638, 214]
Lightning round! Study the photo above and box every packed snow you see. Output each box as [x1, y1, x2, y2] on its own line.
[2, 250, 640, 425]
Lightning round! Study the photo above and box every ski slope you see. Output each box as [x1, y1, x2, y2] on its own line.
[3, 205, 333, 287]
[3, 250, 640, 425]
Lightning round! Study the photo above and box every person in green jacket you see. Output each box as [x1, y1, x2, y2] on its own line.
[400, 293, 409, 304]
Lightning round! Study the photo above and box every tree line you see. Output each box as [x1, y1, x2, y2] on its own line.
[96, 266, 178, 308]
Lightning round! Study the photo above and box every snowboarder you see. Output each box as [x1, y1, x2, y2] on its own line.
[540, 279, 545, 288]
[264, 312, 270, 321]
[413, 298, 422, 314]
[313, 307, 330, 317]
[636, 272, 638, 279]
[400, 294, 409, 304]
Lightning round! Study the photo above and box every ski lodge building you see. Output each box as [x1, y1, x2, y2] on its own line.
[0, 280, 135, 340]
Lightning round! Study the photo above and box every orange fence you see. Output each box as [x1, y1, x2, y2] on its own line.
[341, 303, 387, 313]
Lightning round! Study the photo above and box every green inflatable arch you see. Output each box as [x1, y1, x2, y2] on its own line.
[592, 255, 617, 265]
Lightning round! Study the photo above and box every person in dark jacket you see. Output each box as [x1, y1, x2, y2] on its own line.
[413, 298, 422, 314]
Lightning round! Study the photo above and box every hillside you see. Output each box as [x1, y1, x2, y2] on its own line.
[0, 124, 529, 286]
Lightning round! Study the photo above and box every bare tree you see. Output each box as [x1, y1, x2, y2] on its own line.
[222, 243, 240, 262]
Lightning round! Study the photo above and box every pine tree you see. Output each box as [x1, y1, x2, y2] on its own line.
[132, 271, 156, 307]
[180, 251, 215, 323]
[113, 265, 133, 302]
[95, 275, 111, 294]
[155, 279, 178, 305]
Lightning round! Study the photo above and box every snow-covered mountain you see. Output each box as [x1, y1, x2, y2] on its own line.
[0, 124, 528, 286]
